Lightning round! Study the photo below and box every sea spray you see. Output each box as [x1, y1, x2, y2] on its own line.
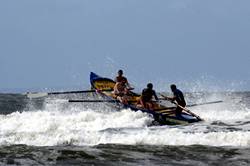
[0, 106, 153, 146]
[0, 92, 250, 147]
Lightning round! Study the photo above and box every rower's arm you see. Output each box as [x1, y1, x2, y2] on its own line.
[164, 96, 175, 103]
[153, 91, 159, 101]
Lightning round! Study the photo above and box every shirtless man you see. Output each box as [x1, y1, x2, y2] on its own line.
[115, 70, 132, 90]
[113, 79, 130, 104]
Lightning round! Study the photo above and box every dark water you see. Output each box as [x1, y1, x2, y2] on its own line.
[0, 144, 250, 166]
[0, 92, 250, 165]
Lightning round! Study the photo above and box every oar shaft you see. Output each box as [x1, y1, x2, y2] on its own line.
[173, 101, 203, 121]
[68, 99, 139, 103]
[27, 89, 113, 98]
[68, 99, 118, 103]
[160, 93, 203, 121]
[187, 100, 223, 107]
[48, 90, 96, 95]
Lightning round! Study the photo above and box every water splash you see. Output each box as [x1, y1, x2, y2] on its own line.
[0, 91, 250, 147]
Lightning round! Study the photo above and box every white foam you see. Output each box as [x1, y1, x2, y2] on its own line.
[91, 127, 250, 147]
[1, 106, 250, 147]
[0, 106, 153, 146]
[185, 92, 250, 122]
[192, 108, 250, 122]
[0, 93, 250, 147]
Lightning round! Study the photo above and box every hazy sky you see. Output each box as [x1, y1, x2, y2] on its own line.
[0, 0, 250, 92]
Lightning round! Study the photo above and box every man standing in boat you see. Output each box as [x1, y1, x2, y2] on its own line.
[164, 84, 186, 116]
[139, 83, 159, 110]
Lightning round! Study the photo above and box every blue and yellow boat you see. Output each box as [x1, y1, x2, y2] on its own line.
[90, 72, 202, 125]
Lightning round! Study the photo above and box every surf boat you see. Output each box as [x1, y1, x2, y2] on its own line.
[90, 72, 202, 125]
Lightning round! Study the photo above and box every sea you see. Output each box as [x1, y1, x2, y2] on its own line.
[0, 91, 250, 165]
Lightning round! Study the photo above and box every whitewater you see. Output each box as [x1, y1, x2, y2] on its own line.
[1, 92, 250, 148]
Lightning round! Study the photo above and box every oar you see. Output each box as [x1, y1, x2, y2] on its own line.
[159, 96, 223, 107]
[160, 94, 203, 121]
[69, 99, 139, 103]
[186, 100, 223, 107]
[26, 89, 113, 98]
[172, 101, 203, 121]
[68, 99, 118, 103]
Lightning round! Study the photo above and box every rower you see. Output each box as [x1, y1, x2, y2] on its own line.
[163, 84, 186, 116]
[138, 83, 159, 110]
[113, 79, 130, 104]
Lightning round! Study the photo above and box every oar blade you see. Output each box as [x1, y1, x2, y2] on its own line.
[26, 92, 48, 99]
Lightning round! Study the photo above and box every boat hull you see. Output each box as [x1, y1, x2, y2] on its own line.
[90, 72, 202, 125]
